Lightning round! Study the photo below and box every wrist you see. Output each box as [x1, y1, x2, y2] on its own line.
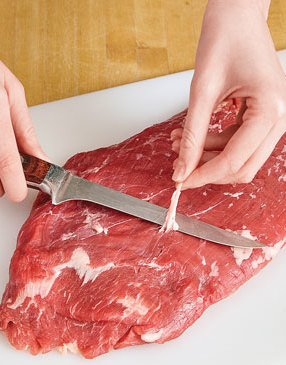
[207, 0, 271, 19]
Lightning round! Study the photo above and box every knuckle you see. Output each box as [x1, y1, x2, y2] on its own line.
[21, 124, 37, 141]
[191, 72, 218, 99]
[0, 154, 19, 174]
[262, 93, 286, 122]
[272, 97, 286, 121]
[181, 128, 199, 151]
[224, 155, 242, 176]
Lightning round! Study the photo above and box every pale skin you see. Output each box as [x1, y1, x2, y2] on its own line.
[0, 61, 49, 202]
[172, 0, 286, 190]
[0, 0, 285, 202]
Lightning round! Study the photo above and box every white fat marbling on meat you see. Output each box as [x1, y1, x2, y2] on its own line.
[91, 222, 107, 234]
[142, 187, 170, 202]
[239, 229, 257, 241]
[8, 248, 114, 309]
[117, 294, 149, 317]
[251, 256, 264, 269]
[143, 262, 165, 269]
[8, 274, 61, 310]
[66, 292, 72, 303]
[202, 256, 206, 266]
[203, 191, 207, 196]
[209, 261, 219, 277]
[223, 192, 243, 199]
[282, 145, 286, 153]
[278, 174, 286, 182]
[36, 310, 43, 322]
[23, 299, 36, 312]
[249, 193, 256, 199]
[141, 329, 164, 342]
[276, 155, 283, 161]
[228, 203, 233, 208]
[209, 123, 222, 133]
[252, 239, 285, 269]
[160, 183, 182, 232]
[83, 212, 107, 234]
[91, 222, 103, 233]
[61, 232, 76, 240]
[263, 239, 284, 260]
[136, 153, 143, 160]
[127, 282, 142, 288]
[273, 162, 280, 172]
[231, 247, 253, 266]
[267, 168, 272, 176]
[191, 200, 223, 217]
[231, 230, 257, 265]
[214, 100, 229, 112]
[83, 156, 110, 175]
[58, 341, 79, 355]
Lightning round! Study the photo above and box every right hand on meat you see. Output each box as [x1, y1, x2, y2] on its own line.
[171, 0, 286, 190]
[0, 61, 49, 202]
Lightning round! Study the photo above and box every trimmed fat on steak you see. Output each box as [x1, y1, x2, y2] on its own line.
[0, 100, 285, 358]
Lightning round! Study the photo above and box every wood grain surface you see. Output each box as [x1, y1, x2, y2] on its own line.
[0, 0, 285, 106]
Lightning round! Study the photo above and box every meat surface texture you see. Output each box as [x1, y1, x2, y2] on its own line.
[0, 100, 286, 358]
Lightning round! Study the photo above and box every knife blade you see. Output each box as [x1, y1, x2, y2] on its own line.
[20, 152, 266, 249]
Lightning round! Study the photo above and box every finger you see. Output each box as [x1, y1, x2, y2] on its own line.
[170, 128, 183, 142]
[4, 71, 50, 162]
[204, 124, 239, 151]
[199, 151, 219, 166]
[181, 111, 275, 190]
[172, 78, 217, 183]
[171, 139, 180, 154]
[0, 180, 4, 198]
[173, 158, 178, 170]
[227, 120, 286, 184]
[235, 97, 246, 126]
[0, 87, 27, 202]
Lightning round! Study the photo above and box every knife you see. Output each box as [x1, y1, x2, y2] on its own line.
[20, 152, 266, 249]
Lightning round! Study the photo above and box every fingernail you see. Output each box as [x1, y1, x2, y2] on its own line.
[172, 161, 185, 182]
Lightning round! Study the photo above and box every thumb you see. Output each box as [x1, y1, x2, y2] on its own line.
[172, 79, 217, 183]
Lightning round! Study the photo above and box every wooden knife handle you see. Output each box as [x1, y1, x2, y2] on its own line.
[20, 152, 52, 187]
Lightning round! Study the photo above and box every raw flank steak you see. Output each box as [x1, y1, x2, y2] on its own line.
[0, 100, 285, 358]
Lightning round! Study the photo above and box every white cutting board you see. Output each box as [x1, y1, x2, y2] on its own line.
[1, 50, 286, 365]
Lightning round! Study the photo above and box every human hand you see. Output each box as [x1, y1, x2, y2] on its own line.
[171, 0, 286, 190]
[0, 61, 49, 202]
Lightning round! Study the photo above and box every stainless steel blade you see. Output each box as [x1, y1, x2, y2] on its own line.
[46, 169, 266, 249]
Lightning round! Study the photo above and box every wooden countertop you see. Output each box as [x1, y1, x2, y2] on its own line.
[0, 0, 285, 106]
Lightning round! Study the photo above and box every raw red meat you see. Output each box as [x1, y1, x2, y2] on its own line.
[0, 100, 285, 358]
